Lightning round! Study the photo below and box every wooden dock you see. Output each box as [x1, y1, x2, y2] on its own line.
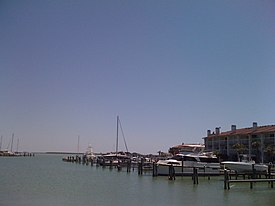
[224, 169, 275, 190]
[62, 155, 275, 190]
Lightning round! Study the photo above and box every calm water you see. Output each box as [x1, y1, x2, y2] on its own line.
[0, 155, 274, 206]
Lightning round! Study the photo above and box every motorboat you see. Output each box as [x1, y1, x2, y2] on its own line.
[84, 144, 96, 161]
[156, 152, 221, 176]
[221, 161, 268, 173]
[222, 154, 268, 173]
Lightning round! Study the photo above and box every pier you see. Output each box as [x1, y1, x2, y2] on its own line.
[223, 169, 275, 190]
[62, 154, 217, 186]
[62, 153, 275, 190]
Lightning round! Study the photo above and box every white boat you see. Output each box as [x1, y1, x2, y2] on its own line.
[84, 144, 96, 160]
[221, 161, 268, 173]
[99, 153, 130, 166]
[157, 152, 221, 176]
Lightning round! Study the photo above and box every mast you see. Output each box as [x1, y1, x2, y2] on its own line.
[118, 117, 128, 153]
[116, 116, 119, 155]
[16, 138, 19, 153]
[0, 135, 2, 151]
[77, 135, 80, 154]
[11, 133, 14, 152]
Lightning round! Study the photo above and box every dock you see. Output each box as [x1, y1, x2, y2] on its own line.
[62, 154, 275, 190]
[223, 169, 275, 190]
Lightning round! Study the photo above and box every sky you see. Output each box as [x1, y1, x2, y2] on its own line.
[0, 0, 274, 154]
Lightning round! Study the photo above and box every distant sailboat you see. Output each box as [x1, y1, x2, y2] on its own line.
[115, 115, 129, 155]
[1, 133, 15, 156]
[100, 116, 130, 165]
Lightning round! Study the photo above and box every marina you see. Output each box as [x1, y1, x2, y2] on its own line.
[61, 147, 275, 187]
[1, 154, 275, 206]
[1, 0, 274, 205]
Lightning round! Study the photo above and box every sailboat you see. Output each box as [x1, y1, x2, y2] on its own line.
[0, 134, 15, 156]
[101, 116, 130, 165]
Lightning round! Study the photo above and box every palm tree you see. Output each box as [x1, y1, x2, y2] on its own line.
[252, 141, 261, 163]
[264, 145, 275, 163]
[232, 143, 246, 161]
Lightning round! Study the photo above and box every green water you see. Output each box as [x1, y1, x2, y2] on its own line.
[0, 155, 274, 206]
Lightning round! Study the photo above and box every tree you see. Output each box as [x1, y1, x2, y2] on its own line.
[264, 145, 275, 163]
[232, 143, 246, 161]
[252, 141, 261, 163]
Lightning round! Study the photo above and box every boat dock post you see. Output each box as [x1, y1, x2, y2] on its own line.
[168, 164, 175, 180]
[117, 160, 122, 171]
[138, 158, 144, 175]
[102, 159, 106, 168]
[192, 167, 198, 184]
[126, 160, 131, 173]
[109, 160, 113, 170]
[224, 169, 230, 190]
[152, 162, 158, 177]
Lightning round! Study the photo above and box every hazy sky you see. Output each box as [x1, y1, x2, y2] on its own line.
[0, 0, 274, 154]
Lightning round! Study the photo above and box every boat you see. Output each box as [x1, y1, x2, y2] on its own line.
[84, 144, 96, 161]
[98, 153, 130, 166]
[99, 116, 130, 166]
[157, 152, 221, 176]
[221, 161, 268, 173]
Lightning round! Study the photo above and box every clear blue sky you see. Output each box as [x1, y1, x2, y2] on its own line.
[0, 0, 274, 154]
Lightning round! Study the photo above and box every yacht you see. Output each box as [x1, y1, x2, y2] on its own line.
[222, 161, 268, 173]
[84, 144, 96, 161]
[157, 152, 221, 176]
[222, 154, 268, 173]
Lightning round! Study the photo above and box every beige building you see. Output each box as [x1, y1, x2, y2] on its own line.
[203, 122, 275, 163]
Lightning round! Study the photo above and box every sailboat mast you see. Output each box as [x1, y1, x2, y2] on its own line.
[16, 138, 19, 153]
[118, 117, 129, 153]
[77, 135, 80, 154]
[0, 135, 2, 151]
[116, 116, 119, 154]
[11, 133, 14, 152]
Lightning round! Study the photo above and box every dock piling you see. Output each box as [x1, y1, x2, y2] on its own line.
[168, 164, 175, 180]
[152, 162, 158, 177]
[192, 167, 198, 184]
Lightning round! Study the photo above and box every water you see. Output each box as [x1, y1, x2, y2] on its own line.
[0, 155, 274, 206]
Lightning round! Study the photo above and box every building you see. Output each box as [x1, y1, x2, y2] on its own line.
[203, 122, 275, 163]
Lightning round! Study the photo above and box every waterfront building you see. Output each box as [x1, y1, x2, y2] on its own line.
[203, 122, 275, 163]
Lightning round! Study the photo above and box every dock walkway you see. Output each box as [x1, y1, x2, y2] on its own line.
[224, 169, 275, 190]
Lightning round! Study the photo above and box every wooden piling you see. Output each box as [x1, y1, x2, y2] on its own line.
[152, 162, 158, 177]
[109, 160, 113, 170]
[138, 161, 143, 175]
[168, 164, 175, 180]
[224, 169, 230, 190]
[268, 164, 272, 179]
[117, 161, 122, 171]
[192, 167, 198, 184]
[126, 160, 131, 173]
[252, 164, 256, 179]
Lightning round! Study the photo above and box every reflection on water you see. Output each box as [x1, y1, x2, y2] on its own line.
[0, 155, 274, 206]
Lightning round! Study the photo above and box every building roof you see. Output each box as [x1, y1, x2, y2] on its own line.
[170, 143, 204, 149]
[206, 124, 275, 138]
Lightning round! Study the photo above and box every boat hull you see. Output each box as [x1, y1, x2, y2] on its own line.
[156, 160, 221, 176]
[222, 161, 268, 173]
